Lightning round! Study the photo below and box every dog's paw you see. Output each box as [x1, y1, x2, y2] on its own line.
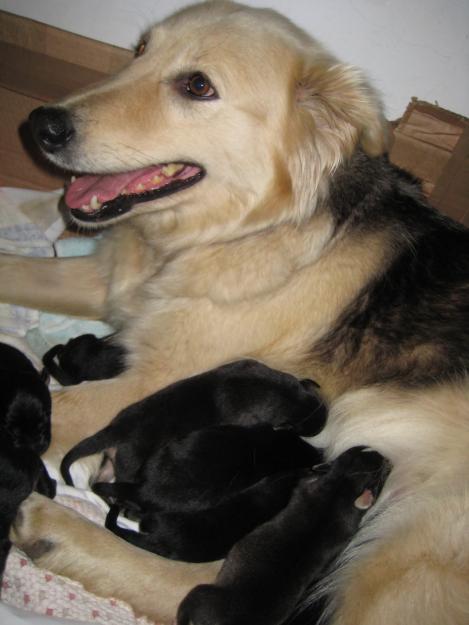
[10, 493, 60, 564]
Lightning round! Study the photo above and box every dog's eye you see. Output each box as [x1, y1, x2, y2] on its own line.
[135, 40, 147, 58]
[184, 73, 217, 99]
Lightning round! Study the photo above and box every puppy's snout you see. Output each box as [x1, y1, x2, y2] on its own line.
[29, 106, 75, 153]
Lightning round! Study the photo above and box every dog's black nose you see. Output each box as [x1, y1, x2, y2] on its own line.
[29, 106, 75, 153]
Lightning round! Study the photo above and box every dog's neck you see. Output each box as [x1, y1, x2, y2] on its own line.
[102, 152, 404, 316]
[123, 210, 337, 304]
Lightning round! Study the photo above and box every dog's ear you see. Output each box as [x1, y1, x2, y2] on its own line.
[297, 61, 387, 157]
[287, 60, 388, 218]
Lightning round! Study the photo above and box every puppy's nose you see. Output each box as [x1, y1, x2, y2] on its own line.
[29, 106, 75, 153]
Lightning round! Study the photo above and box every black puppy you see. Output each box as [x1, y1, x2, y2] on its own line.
[42, 333, 127, 385]
[177, 447, 390, 625]
[0, 343, 56, 578]
[94, 423, 322, 513]
[95, 424, 323, 561]
[61, 359, 327, 486]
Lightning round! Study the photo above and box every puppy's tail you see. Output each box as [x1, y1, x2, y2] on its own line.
[60, 427, 114, 486]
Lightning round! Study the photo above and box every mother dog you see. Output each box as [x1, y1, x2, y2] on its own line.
[2, 1, 469, 623]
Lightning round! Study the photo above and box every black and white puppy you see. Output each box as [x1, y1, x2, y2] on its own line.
[42, 333, 127, 385]
[0, 343, 56, 578]
[61, 359, 327, 486]
[177, 447, 390, 625]
[97, 424, 323, 562]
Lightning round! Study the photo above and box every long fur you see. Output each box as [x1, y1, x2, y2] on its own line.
[2, 1, 469, 623]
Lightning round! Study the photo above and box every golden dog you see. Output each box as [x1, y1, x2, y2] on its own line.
[2, 1, 469, 623]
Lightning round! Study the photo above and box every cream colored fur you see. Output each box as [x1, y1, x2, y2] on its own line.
[310, 382, 469, 625]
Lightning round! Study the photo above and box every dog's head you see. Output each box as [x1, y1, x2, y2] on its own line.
[29, 1, 386, 239]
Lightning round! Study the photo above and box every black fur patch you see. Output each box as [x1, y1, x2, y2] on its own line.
[314, 151, 469, 386]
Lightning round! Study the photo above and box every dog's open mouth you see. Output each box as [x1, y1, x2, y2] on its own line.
[65, 163, 205, 222]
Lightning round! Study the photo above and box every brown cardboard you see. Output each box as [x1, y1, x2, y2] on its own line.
[430, 126, 469, 226]
[0, 10, 131, 190]
[0, 10, 131, 73]
[0, 41, 108, 101]
[390, 99, 469, 225]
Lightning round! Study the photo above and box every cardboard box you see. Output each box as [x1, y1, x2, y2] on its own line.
[0, 10, 131, 190]
[390, 98, 469, 226]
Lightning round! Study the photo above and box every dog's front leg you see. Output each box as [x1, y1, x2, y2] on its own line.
[45, 361, 200, 473]
[11, 493, 221, 624]
[44, 370, 150, 469]
[0, 254, 107, 317]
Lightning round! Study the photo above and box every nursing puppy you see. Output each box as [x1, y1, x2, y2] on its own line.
[104, 469, 308, 563]
[4, 1, 469, 623]
[95, 424, 322, 514]
[0, 343, 55, 577]
[97, 424, 322, 562]
[177, 447, 389, 625]
[60, 360, 326, 486]
[42, 333, 127, 386]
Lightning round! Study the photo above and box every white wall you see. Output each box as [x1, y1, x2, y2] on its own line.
[1, 0, 468, 120]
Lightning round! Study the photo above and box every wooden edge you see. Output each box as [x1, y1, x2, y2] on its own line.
[0, 10, 132, 74]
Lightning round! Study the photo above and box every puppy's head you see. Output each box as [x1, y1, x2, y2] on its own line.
[3, 381, 52, 455]
[215, 360, 328, 436]
[0, 344, 52, 455]
[29, 1, 387, 240]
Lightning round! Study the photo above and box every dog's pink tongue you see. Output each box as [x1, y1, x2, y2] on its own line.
[65, 166, 163, 209]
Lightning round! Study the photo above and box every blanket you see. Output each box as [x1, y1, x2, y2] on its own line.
[0, 187, 155, 625]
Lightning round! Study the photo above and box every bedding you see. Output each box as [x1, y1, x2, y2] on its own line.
[0, 187, 158, 625]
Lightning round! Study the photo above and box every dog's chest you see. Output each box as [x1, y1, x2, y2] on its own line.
[103, 222, 391, 398]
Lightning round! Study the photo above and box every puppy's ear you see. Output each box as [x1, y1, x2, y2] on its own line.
[287, 60, 388, 219]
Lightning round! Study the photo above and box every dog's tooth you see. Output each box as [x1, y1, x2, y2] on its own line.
[71, 175, 77, 182]
[152, 175, 163, 185]
[162, 163, 184, 177]
[136, 183, 145, 192]
[90, 195, 102, 210]
[81, 203, 90, 211]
